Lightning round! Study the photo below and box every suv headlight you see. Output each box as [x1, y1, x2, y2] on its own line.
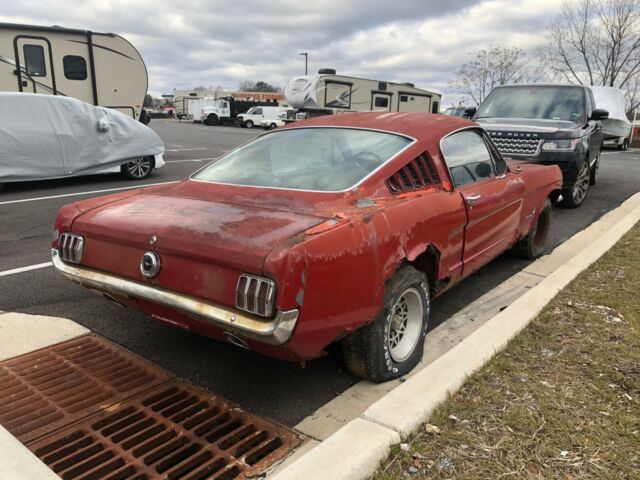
[541, 138, 581, 152]
[236, 274, 276, 317]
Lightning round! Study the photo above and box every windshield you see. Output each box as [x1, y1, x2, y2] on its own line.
[192, 127, 412, 191]
[245, 107, 257, 114]
[476, 86, 585, 122]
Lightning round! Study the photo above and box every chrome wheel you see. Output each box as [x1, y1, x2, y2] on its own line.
[126, 157, 152, 179]
[572, 161, 590, 205]
[388, 287, 424, 363]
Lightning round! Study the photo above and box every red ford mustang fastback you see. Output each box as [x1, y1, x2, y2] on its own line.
[53, 113, 562, 382]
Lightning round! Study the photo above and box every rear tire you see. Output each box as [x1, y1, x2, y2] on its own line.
[206, 114, 219, 126]
[618, 138, 629, 151]
[342, 265, 430, 382]
[121, 156, 154, 180]
[560, 160, 590, 209]
[512, 198, 552, 259]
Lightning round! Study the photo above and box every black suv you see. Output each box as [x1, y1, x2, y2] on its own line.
[468, 84, 608, 208]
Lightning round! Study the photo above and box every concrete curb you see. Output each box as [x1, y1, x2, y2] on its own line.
[272, 192, 640, 479]
[0, 425, 60, 480]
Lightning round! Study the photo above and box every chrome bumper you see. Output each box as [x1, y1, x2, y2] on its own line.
[51, 249, 299, 345]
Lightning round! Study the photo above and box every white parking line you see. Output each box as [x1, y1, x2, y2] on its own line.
[0, 262, 52, 278]
[165, 157, 217, 163]
[0, 181, 178, 206]
[165, 148, 207, 152]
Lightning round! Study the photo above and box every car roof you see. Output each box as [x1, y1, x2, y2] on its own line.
[282, 112, 476, 140]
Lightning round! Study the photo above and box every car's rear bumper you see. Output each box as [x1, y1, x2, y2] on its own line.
[51, 249, 299, 345]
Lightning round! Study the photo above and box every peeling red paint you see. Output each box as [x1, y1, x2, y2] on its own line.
[53, 113, 563, 362]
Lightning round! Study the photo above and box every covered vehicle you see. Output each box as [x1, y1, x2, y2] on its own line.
[0, 93, 165, 187]
[52, 113, 562, 382]
[590, 86, 632, 150]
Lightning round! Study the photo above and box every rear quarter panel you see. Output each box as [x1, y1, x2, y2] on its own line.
[264, 189, 466, 360]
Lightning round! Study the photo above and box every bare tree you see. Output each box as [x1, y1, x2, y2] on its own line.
[238, 80, 281, 92]
[450, 46, 533, 105]
[539, 0, 640, 113]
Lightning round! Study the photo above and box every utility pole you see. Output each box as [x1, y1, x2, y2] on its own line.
[299, 52, 308, 75]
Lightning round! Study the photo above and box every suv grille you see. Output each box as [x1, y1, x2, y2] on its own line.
[489, 133, 541, 156]
[387, 153, 440, 193]
[58, 233, 84, 264]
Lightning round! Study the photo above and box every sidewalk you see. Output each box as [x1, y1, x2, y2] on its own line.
[372, 223, 640, 478]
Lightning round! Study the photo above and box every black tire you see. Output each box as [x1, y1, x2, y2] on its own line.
[512, 198, 552, 259]
[618, 138, 629, 151]
[560, 159, 590, 209]
[270, 123, 277, 129]
[342, 265, 430, 382]
[245, 120, 254, 129]
[589, 154, 600, 186]
[121, 156, 154, 180]
[206, 114, 219, 126]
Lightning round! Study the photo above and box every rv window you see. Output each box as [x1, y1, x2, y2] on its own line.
[374, 97, 389, 108]
[400, 95, 408, 102]
[63, 56, 87, 80]
[23, 45, 46, 77]
[432, 101, 439, 113]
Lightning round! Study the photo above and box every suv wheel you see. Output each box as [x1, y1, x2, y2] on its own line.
[589, 153, 600, 186]
[121, 156, 154, 180]
[342, 265, 430, 382]
[560, 160, 590, 209]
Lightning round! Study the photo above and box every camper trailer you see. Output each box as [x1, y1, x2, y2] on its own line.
[284, 69, 441, 119]
[0, 22, 148, 122]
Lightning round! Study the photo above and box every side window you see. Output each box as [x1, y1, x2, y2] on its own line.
[254, 108, 262, 115]
[63, 55, 87, 80]
[440, 130, 496, 188]
[374, 97, 389, 108]
[23, 44, 46, 76]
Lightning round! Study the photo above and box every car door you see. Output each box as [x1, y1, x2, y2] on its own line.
[440, 129, 525, 276]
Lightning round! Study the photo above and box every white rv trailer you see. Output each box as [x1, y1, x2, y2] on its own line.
[284, 69, 441, 118]
[0, 22, 148, 122]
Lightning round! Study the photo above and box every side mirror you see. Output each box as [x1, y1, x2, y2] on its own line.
[590, 108, 609, 121]
[464, 107, 477, 118]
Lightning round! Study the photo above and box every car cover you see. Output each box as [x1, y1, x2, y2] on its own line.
[0, 92, 164, 183]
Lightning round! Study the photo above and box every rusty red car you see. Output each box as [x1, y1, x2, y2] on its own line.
[52, 113, 563, 382]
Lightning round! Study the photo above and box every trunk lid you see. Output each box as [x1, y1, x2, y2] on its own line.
[72, 192, 327, 273]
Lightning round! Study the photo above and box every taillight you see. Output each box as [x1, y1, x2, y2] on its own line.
[236, 274, 276, 317]
[58, 233, 84, 264]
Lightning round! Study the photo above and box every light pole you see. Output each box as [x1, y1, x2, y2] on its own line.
[299, 52, 308, 75]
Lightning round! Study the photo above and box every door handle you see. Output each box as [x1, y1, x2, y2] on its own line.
[465, 194, 482, 205]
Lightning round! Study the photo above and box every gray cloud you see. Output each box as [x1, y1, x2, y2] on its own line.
[0, 0, 561, 104]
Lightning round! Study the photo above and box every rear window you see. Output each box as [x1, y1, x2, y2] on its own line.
[193, 127, 412, 191]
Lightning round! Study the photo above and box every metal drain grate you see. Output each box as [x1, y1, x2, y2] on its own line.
[0, 335, 171, 443]
[29, 380, 299, 479]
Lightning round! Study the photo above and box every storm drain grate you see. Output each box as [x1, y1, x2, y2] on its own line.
[0, 335, 172, 443]
[0, 335, 300, 479]
[29, 380, 300, 479]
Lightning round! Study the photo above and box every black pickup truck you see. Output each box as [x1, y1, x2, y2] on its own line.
[468, 84, 609, 208]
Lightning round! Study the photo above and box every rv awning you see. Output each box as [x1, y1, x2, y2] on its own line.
[0, 93, 164, 183]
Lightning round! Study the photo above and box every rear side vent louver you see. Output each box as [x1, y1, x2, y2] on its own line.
[387, 153, 440, 193]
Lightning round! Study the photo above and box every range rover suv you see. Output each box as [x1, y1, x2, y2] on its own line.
[468, 84, 608, 208]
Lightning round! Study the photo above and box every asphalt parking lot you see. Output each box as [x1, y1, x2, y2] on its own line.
[1, 120, 640, 427]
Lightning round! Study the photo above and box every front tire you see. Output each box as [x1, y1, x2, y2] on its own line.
[512, 198, 551, 259]
[342, 265, 430, 382]
[121, 156, 154, 180]
[244, 120, 254, 129]
[206, 114, 219, 126]
[560, 160, 590, 209]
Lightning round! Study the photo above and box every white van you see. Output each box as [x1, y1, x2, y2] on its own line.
[237, 106, 285, 128]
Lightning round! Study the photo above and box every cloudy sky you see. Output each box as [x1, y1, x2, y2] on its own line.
[1, 0, 564, 105]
